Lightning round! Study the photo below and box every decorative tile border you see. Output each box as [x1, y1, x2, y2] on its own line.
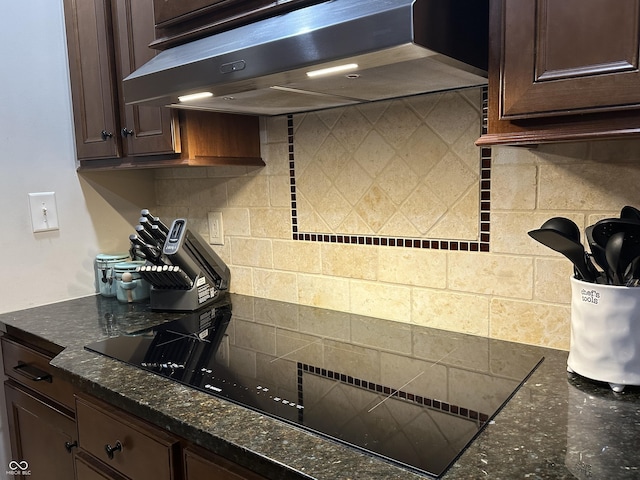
[288, 87, 491, 251]
[298, 362, 489, 424]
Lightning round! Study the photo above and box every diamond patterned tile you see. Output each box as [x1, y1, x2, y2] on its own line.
[353, 130, 396, 178]
[355, 100, 388, 124]
[292, 89, 483, 241]
[316, 186, 352, 231]
[426, 93, 480, 144]
[406, 92, 443, 119]
[337, 211, 374, 235]
[425, 152, 478, 208]
[333, 108, 373, 151]
[334, 160, 372, 206]
[374, 100, 422, 150]
[378, 156, 420, 206]
[355, 186, 397, 233]
[297, 194, 331, 232]
[315, 134, 349, 181]
[295, 113, 332, 156]
[297, 162, 333, 206]
[403, 184, 448, 235]
[314, 106, 345, 130]
[401, 124, 450, 177]
[378, 212, 422, 238]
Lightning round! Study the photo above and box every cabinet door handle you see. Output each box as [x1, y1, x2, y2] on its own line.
[101, 130, 113, 140]
[13, 362, 52, 383]
[64, 441, 78, 453]
[121, 128, 134, 137]
[105, 441, 123, 459]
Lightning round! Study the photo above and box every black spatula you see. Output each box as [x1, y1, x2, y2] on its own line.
[528, 217, 597, 282]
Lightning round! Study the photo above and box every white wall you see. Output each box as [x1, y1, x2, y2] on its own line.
[0, 0, 154, 313]
[0, 0, 155, 469]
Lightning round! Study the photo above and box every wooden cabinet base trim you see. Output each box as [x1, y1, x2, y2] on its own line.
[77, 155, 265, 171]
[192, 156, 265, 166]
[478, 111, 640, 146]
[77, 110, 263, 171]
[477, 128, 640, 146]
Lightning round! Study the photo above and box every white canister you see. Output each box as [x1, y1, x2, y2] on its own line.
[568, 277, 640, 391]
[95, 253, 130, 297]
[114, 261, 150, 303]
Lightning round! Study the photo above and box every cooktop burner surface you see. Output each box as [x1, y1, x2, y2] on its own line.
[85, 296, 543, 478]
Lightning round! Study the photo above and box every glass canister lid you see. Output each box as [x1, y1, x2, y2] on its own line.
[96, 253, 129, 265]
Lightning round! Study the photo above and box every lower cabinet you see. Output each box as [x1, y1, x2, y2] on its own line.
[2, 334, 79, 480]
[4, 381, 78, 480]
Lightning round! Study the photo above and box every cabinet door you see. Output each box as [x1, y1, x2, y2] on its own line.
[112, 0, 177, 156]
[184, 446, 267, 480]
[501, 0, 640, 119]
[4, 381, 77, 480]
[151, 0, 315, 49]
[153, 0, 228, 25]
[153, 0, 277, 27]
[63, 0, 121, 159]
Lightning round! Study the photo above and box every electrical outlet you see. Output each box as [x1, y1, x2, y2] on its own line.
[208, 211, 224, 245]
[28, 192, 59, 232]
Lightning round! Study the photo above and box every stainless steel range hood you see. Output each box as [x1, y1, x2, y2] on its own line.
[123, 0, 489, 116]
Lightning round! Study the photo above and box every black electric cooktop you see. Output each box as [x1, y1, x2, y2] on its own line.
[86, 297, 543, 478]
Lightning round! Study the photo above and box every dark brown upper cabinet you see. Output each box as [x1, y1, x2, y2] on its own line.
[151, 0, 319, 49]
[478, 0, 640, 146]
[63, 0, 262, 169]
[63, 0, 174, 160]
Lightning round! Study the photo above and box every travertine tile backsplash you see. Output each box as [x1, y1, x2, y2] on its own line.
[293, 90, 481, 239]
[155, 88, 640, 350]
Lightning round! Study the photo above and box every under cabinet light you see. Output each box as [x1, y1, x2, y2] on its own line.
[306, 63, 359, 78]
[178, 92, 213, 102]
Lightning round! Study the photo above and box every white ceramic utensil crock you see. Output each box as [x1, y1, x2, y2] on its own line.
[568, 277, 640, 392]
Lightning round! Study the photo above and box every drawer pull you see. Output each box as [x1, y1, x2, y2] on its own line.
[64, 441, 78, 453]
[13, 362, 52, 383]
[105, 441, 123, 459]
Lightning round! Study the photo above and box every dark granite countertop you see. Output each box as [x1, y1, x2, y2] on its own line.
[1, 294, 639, 479]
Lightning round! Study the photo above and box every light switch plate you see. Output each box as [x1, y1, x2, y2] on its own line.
[28, 192, 59, 232]
[208, 211, 224, 245]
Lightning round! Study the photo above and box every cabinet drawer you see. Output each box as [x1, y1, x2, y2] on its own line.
[1, 337, 75, 410]
[76, 395, 179, 480]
